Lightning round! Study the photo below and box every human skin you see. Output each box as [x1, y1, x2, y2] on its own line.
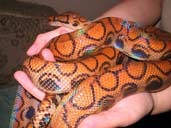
[14, 0, 171, 127]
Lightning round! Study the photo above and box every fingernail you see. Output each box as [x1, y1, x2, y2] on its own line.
[41, 48, 55, 61]
[32, 87, 45, 100]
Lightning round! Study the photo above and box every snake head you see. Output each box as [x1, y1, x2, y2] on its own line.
[48, 11, 89, 29]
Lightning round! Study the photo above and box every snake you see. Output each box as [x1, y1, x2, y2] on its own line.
[10, 11, 171, 128]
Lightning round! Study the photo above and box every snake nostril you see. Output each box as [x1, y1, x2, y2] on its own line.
[72, 21, 79, 27]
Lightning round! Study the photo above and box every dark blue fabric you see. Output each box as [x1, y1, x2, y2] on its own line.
[0, 85, 17, 128]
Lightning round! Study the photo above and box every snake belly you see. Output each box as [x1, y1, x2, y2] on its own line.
[11, 12, 171, 128]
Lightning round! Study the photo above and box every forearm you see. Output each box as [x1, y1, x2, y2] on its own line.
[98, 0, 163, 26]
[98, 0, 171, 115]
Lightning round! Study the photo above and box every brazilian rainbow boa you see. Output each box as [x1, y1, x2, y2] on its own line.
[10, 11, 171, 128]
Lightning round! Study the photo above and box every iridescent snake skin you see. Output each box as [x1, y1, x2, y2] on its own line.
[10, 12, 171, 128]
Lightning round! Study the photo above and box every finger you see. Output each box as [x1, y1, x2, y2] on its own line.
[79, 93, 153, 128]
[14, 71, 45, 101]
[41, 48, 56, 61]
[27, 26, 73, 56]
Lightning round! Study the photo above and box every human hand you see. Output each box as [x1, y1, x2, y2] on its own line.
[78, 85, 171, 128]
[14, 26, 73, 100]
[78, 92, 154, 128]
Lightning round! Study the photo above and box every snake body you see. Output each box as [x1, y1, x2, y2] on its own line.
[11, 12, 171, 128]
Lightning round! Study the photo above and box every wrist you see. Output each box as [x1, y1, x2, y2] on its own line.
[151, 86, 171, 115]
[96, 0, 162, 26]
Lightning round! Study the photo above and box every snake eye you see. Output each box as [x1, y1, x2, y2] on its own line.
[72, 21, 79, 27]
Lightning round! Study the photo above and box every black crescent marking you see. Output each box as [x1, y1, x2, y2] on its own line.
[79, 56, 99, 72]
[108, 17, 123, 33]
[27, 57, 48, 73]
[71, 73, 90, 88]
[160, 50, 171, 60]
[124, 61, 147, 79]
[151, 61, 171, 75]
[54, 33, 76, 57]
[84, 20, 106, 41]
[56, 14, 69, 24]
[147, 40, 166, 53]
[98, 47, 116, 60]
[96, 70, 119, 91]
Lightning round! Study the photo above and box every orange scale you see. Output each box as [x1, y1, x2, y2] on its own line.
[98, 72, 118, 90]
[55, 40, 74, 55]
[23, 57, 47, 73]
[128, 27, 141, 39]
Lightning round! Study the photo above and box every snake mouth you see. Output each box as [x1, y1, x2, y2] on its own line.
[48, 21, 60, 27]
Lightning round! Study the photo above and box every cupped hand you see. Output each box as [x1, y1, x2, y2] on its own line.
[14, 26, 73, 100]
[78, 92, 154, 128]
